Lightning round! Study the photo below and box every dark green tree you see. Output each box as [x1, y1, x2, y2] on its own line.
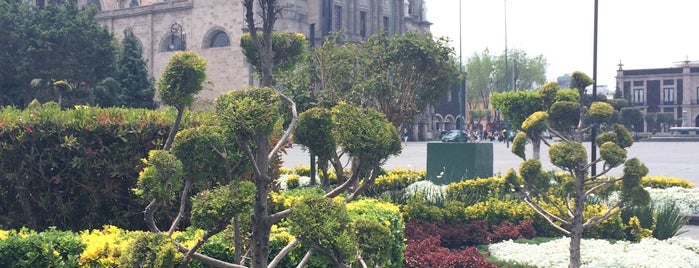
[24, 1, 117, 107]
[116, 28, 156, 108]
[0, 0, 32, 106]
[619, 107, 644, 132]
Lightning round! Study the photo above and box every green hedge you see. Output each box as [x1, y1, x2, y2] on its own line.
[0, 104, 212, 231]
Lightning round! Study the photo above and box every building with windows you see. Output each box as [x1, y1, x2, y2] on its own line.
[37, 0, 430, 102]
[616, 60, 699, 131]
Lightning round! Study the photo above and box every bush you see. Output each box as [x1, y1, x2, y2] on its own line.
[0, 227, 84, 268]
[445, 176, 509, 206]
[0, 105, 213, 231]
[404, 236, 498, 268]
[365, 169, 425, 197]
[439, 221, 491, 248]
[347, 199, 405, 267]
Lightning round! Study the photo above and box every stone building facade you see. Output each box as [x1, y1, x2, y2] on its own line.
[58, 0, 431, 102]
[616, 60, 699, 131]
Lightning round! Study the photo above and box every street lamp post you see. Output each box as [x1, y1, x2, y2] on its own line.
[458, 0, 466, 142]
[169, 22, 186, 51]
[504, 0, 510, 148]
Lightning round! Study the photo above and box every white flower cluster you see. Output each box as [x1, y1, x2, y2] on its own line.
[645, 187, 699, 215]
[403, 180, 447, 202]
[276, 174, 311, 190]
[488, 237, 699, 267]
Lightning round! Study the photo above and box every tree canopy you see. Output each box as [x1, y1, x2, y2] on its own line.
[298, 32, 459, 129]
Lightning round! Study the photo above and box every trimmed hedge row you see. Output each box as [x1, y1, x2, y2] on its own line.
[0, 104, 212, 231]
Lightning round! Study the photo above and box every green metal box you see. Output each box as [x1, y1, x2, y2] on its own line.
[426, 142, 493, 185]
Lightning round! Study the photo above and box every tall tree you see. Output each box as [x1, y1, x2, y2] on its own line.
[491, 48, 547, 92]
[25, 1, 117, 107]
[241, 1, 301, 267]
[363, 32, 460, 129]
[0, 0, 31, 106]
[304, 32, 459, 129]
[466, 49, 494, 109]
[117, 28, 156, 109]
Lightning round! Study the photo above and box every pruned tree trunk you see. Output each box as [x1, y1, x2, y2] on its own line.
[250, 134, 272, 268]
[569, 169, 586, 268]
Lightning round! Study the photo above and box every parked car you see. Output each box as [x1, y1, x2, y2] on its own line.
[441, 130, 469, 142]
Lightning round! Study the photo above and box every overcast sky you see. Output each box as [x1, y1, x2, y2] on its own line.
[425, 0, 699, 89]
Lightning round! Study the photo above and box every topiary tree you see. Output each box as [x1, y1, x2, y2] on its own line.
[157, 51, 206, 150]
[288, 195, 356, 267]
[507, 71, 650, 268]
[240, 30, 307, 81]
[294, 107, 335, 188]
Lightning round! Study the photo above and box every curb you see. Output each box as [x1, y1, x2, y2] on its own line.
[688, 215, 699, 225]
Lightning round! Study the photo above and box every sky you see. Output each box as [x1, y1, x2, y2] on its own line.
[425, 0, 699, 89]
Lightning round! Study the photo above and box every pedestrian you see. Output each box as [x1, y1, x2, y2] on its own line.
[402, 129, 409, 143]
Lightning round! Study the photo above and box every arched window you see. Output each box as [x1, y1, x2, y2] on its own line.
[208, 31, 231, 48]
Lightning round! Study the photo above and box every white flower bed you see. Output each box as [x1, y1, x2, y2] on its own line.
[646, 187, 699, 215]
[489, 236, 699, 268]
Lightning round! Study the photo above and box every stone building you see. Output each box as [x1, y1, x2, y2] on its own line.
[30, 0, 449, 140]
[616, 60, 699, 131]
[46, 0, 431, 103]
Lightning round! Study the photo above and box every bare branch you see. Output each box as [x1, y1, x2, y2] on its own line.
[144, 199, 163, 233]
[344, 162, 380, 202]
[243, 143, 263, 179]
[168, 178, 193, 235]
[175, 241, 247, 268]
[179, 223, 227, 267]
[582, 203, 622, 228]
[522, 198, 571, 235]
[268, 238, 299, 268]
[565, 193, 575, 218]
[269, 92, 297, 161]
[269, 208, 292, 224]
[296, 249, 314, 268]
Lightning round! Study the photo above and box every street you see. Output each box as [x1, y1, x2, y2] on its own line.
[283, 140, 699, 186]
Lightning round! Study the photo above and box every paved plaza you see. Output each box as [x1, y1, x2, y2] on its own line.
[282, 140, 699, 239]
[283, 140, 699, 186]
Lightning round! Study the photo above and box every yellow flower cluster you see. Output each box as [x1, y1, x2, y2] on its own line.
[641, 175, 694, 189]
[627, 216, 652, 242]
[78, 225, 130, 267]
[0, 230, 8, 240]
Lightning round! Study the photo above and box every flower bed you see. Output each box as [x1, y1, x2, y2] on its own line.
[488, 236, 699, 267]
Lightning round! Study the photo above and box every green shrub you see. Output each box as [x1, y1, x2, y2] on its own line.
[0, 227, 84, 268]
[288, 196, 356, 266]
[445, 176, 508, 206]
[347, 199, 405, 267]
[400, 196, 445, 223]
[118, 231, 179, 268]
[365, 169, 425, 197]
[0, 105, 212, 231]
